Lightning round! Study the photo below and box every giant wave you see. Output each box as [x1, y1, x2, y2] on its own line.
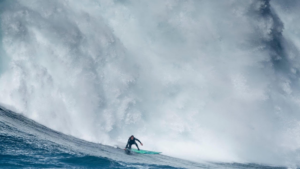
[0, 0, 300, 167]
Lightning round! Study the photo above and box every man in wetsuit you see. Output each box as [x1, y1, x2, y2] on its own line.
[125, 135, 143, 150]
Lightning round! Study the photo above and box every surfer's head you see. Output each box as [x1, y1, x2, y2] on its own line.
[130, 135, 134, 140]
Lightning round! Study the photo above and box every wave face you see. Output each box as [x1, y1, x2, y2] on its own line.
[0, 0, 300, 167]
[0, 106, 209, 168]
[0, 106, 286, 168]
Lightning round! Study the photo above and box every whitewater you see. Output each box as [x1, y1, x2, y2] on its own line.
[0, 0, 300, 168]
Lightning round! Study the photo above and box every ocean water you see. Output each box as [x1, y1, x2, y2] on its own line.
[0, 106, 286, 168]
[1, 0, 300, 168]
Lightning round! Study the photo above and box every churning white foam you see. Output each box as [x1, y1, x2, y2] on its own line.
[0, 0, 300, 166]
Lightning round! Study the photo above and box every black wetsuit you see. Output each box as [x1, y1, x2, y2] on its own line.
[125, 137, 141, 150]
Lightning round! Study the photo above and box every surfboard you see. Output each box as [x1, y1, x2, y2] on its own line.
[128, 148, 161, 154]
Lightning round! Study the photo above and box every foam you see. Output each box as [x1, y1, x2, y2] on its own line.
[0, 0, 300, 166]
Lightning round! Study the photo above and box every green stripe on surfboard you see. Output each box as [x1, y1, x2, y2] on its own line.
[130, 148, 161, 154]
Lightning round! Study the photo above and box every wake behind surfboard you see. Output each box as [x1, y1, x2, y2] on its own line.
[125, 148, 161, 154]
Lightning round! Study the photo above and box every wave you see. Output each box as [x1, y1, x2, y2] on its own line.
[0, 0, 300, 166]
[0, 106, 287, 168]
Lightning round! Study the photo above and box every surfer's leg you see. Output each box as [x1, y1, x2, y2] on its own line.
[134, 143, 140, 150]
[128, 143, 132, 149]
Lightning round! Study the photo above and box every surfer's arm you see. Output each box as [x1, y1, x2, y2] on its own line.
[135, 138, 143, 145]
[125, 139, 130, 148]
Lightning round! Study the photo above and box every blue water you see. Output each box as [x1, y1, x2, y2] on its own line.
[0, 106, 287, 168]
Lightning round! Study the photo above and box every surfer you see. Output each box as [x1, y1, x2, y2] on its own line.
[125, 135, 143, 150]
